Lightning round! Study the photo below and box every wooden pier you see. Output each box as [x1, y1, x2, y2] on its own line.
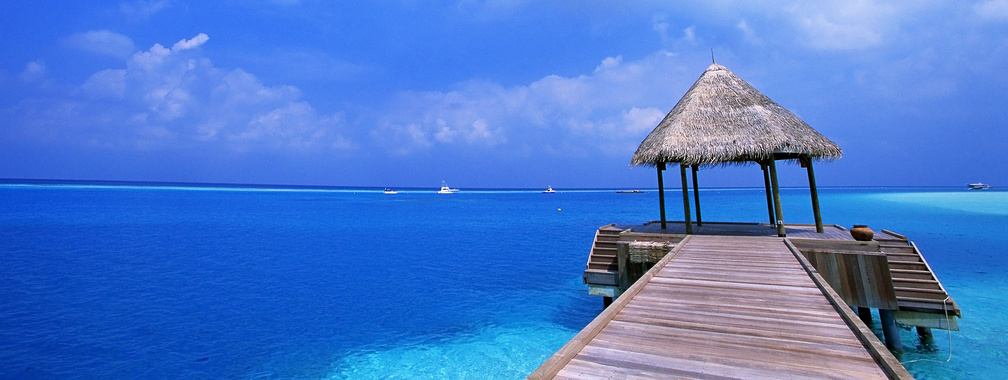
[532, 222, 959, 379]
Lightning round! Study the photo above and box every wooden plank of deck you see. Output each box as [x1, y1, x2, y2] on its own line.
[626, 221, 854, 241]
[534, 235, 909, 379]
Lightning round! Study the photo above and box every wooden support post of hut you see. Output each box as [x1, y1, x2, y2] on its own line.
[629, 63, 841, 231]
[802, 155, 825, 233]
[691, 165, 702, 226]
[657, 163, 667, 229]
[679, 163, 693, 234]
[768, 158, 786, 237]
[762, 163, 776, 224]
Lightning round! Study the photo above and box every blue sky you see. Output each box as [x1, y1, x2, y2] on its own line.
[1, 1, 1006, 188]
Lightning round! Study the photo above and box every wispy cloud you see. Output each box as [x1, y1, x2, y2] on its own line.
[975, 0, 1008, 20]
[18, 61, 46, 83]
[120, 0, 169, 22]
[736, 19, 761, 44]
[64, 30, 136, 59]
[785, 1, 898, 50]
[370, 52, 687, 158]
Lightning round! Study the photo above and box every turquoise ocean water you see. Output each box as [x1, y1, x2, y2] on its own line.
[0, 182, 1005, 379]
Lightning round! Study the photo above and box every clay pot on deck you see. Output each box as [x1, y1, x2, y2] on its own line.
[850, 225, 874, 241]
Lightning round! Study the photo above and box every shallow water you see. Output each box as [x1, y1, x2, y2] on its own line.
[0, 184, 1004, 378]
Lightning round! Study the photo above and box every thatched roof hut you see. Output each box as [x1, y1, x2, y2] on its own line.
[631, 63, 841, 167]
[634, 63, 840, 236]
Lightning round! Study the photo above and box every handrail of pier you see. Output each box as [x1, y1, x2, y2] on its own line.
[784, 239, 913, 380]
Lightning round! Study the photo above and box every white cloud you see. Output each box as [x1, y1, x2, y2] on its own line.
[240, 102, 336, 149]
[784, 1, 899, 50]
[652, 14, 671, 45]
[120, 0, 169, 22]
[976, 0, 1008, 20]
[622, 107, 666, 135]
[238, 48, 371, 84]
[13, 34, 351, 153]
[83, 69, 127, 98]
[65, 30, 136, 59]
[18, 60, 46, 82]
[736, 19, 760, 44]
[681, 26, 697, 45]
[372, 51, 692, 157]
[172, 33, 209, 51]
[130, 43, 172, 72]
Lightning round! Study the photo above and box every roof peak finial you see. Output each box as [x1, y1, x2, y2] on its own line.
[711, 49, 716, 64]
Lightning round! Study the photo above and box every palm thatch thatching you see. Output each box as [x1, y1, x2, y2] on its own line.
[631, 63, 841, 167]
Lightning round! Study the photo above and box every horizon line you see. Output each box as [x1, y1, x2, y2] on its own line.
[0, 178, 980, 192]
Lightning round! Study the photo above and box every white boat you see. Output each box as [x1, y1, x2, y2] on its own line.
[542, 186, 556, 194]
[968, 182, 992, 190]
[383, 188, 398, 194]
[438, 181, 459, 194]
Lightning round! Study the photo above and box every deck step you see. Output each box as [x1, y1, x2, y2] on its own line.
[892, 277, 941, 286]
[903, 294, 955, 304]
[888, 263, 929, 271]
[584, 226, 627, 286]
[588, 257, 617, 265]
[898, 297, 959, 315]
[889, 268, 932, 275]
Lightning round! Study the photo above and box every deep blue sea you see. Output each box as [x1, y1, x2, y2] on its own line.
[1, 183, 1005, 379]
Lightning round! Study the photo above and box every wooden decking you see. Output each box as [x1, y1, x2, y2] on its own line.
[585, 222, 959, 324]
[537, 235, 910, 379]
[629, 221, 856, 240]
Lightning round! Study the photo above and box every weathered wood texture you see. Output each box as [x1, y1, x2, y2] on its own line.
[792, 231, 960, 327]
[616, 236, 681, 292]
[875, 232, 961, 321]
[583, 225, 624, 286]
[784, 240, 911, 378]
[629, 221, 853, 240]
[585, 222, 960, 329]
[584, 227, 685, 288]
[537, 235, 908, 379]
[800, 250, 899, 310]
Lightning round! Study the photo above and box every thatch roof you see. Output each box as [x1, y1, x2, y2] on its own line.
[631, 63, 841, 167]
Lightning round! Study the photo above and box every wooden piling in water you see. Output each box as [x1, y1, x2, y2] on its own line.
[880, 309, 903, 352]
[859, 307, 874, 326]
[917, 326, 933, 344]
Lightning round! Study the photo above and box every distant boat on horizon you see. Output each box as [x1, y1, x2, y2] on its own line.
[438, 181, 459, 194]
[616, 189, 643, 194]
[968, 182, 992, 190]
[383, 188, 398, 194]
[542, 186, 556, 194]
